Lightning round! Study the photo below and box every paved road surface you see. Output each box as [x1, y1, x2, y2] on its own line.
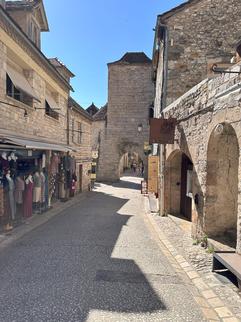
[0, 176, 206, 322]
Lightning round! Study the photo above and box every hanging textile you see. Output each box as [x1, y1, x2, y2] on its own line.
[15, 177, 25, 204]
[23, 181, 33, 218]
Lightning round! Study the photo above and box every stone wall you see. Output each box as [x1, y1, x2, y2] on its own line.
[161, 63, 241, 254]
[92, 119, 106, 154]
[7, 10, 31, 38]
[155, 0, 241, 108]
[98, 57, 154, 182]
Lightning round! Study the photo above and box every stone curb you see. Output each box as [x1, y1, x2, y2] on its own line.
[0, 192, 91, 252]
[143, 196, 240, 322]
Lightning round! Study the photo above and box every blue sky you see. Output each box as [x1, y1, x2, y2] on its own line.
[42, 0, 184, 109]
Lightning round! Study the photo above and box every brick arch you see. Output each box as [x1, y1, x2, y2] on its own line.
[205, 122, 239, 249]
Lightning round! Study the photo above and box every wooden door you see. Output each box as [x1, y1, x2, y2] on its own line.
[180, 154, 193, 220]
[148, 156, 159, 194]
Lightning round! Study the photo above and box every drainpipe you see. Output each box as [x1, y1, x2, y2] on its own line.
[159, 22, 169, 216]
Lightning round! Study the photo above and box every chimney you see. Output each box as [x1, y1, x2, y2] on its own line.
[0, 0, 5, 9]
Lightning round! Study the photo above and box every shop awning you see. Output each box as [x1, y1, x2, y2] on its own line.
[7, 66, 40, 102]
[1, 137, 74, 152]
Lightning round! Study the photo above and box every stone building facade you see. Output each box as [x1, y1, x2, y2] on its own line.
[91, 104, 107, 162]
[159, 64, 241, 254]
[68, 98, 92, 192]
[97, 53, 154, 182]
[0, 0, 80, 231]
[153, 0, 241, 112]
[0, 1, 72, 144]
[152, 0, 241, 255]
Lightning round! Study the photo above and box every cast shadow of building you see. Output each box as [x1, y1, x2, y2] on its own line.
[0, 180, 166, 322]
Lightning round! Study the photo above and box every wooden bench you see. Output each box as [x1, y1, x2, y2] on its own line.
[212, 251, 241, 290]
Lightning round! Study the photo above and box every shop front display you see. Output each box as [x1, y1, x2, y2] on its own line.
[0, 150, 48, 231]
[0, 148, 77, 232]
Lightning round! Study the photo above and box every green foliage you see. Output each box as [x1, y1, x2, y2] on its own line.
[200, 234, 208, 248]
[206, 245, 214, 254]
[192, 239, 199, 246]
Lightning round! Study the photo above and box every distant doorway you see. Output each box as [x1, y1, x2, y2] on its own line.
[165, 151, 193, 221]
[180, 154, 193, 221]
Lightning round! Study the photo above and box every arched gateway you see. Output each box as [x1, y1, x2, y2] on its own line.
[97, 52, 153, 182]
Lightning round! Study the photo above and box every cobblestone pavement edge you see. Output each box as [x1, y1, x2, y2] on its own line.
[143, 196, 241, 322]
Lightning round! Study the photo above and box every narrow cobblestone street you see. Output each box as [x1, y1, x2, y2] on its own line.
[0, 176, 207, 322]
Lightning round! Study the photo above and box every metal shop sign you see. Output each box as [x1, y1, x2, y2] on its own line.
[149, 118, 177, 144]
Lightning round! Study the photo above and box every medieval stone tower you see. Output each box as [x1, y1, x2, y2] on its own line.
[97, 52, 154, 182]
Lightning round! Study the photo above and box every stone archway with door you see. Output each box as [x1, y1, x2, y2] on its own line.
[165, 150, 193, 221]
[205, 122, 239, 248]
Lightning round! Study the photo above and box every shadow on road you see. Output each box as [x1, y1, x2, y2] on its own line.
[111, 180, 141, 191]
[95, 174, 143, 191]
[0, 178, 166, 322]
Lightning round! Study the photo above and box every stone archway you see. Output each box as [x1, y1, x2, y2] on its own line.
[119, 152, 144, 177]
[118, 141, 146, 179]
[205, 123, 239, 247]
[165, 150, 193, 220]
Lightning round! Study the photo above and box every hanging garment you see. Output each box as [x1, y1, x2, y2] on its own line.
[50, 155, 60, 174]
[42, 154, 46, 169]
[63, 156, 71, 171]
[0, 157, 9, 174]
[70, 157, 76, 174]
[23, 181, 33, 218]
[33, 187, 41, 203]
[33, 173, 42, 203]
[66, 170, 71, 189]
[70, 178, 76, 197]
[15, 177, 25, 204]
[3, 187, 10, 225]
[40, 172, 46, 203]
[44, 172, 49, 205]
[6, 177, 16, 221]
[9, 160, 17, 179]
[33, 173, 41, 188]
[0, 186, 4, 217]
[0, 168, 3, 187]
[49, 174, 56, 197]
